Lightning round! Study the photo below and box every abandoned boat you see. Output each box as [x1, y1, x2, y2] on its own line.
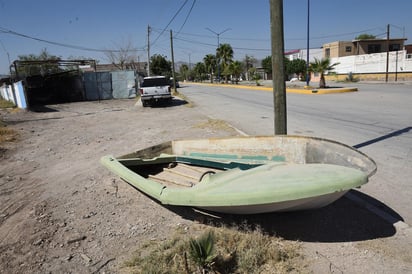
[100, 136, 376, 214]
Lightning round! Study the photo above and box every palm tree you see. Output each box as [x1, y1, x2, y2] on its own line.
[179, 64, 189, 81]
[216, 43, 234, 83]
[309, 58, 339, 88]
[193, 62, 206, 82]
[203, 54, 217, 83]
[229, 61, 243, 84]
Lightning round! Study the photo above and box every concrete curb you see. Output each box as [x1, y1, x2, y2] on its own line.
[187, 82, 358, 94]
[287, 87, 358, 94]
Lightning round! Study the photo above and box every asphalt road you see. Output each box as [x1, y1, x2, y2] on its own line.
[180, 82, 412, 225]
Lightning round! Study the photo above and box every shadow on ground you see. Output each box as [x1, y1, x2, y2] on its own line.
[146, 98, 188, 108]
[165, 189, 399, 243]
[29, 105, 59, 113]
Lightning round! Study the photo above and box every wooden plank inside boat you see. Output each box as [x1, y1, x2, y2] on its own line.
[148, 163, 222, 188]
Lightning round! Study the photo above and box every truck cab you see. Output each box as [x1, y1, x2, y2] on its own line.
[139, 76, 172, 107]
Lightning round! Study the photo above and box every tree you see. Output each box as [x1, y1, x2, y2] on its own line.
[192, 62, 206, 81]
[248, 67, 261, 86]
[355, 33, 376, 40]
[221, 63, 232, 83]
[243, 55, 256, 80]
[283, 57, 290, 80]
[229, 61, 243, 84]
[309, 57, 339, 88]
[261, 56, 272, 75]
[286, 59, 306, 79]
[179, 64, 189, 81]
[203, 54, 217, 83]
[216, 43, 233, 83]
[263, 56, 303, 81]
[104, 38, 138, 70]
[150, 54, 172, 77]
[17, 48, 61, 77]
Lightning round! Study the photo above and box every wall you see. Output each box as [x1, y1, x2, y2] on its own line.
[83, 70, 136, 100]
[1, 70, 136, 108]
[295, 48, 323, 62]
[0, 84, 13, 102]
[0, 81, 27, 109]
[83, 71, 112, 101]
[330, 50, 412, 75]
[111, 70, 136, 99]
[325, 72, 412, 82]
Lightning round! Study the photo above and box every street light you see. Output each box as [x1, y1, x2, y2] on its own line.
[205, 27, 231, 83]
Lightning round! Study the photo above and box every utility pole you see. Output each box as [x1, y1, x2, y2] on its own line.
[306, 0, 310, 86]
[395, 50, 398, 82]
[170, 30, 177, 92]
[188, 53, 191, 70]
[205, 27, 231, 83]
[147, 25, 151, 76]
[270, 0, 287, 135]
[385, 24, 390, 82]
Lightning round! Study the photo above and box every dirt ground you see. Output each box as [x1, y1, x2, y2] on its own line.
[1, 98, 411, 273]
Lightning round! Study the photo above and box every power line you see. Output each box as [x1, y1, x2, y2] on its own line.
[151, 0, 189, 47]
[286, 28, 382, 41]
[175, 0, 196, 36]
[174, 36, 216, 47]
[0, 26, 144, 52]
[174, 36, 271, 52]
[151, 26, 270, 43]
[232, 46, 271, 52]
[152, 27, 388, 44]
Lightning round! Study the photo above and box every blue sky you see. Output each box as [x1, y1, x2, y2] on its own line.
[0, 0, 411, 74]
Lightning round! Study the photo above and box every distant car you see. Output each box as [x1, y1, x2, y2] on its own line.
[170, 78, 180, 88]
[139, 76, 172, 107]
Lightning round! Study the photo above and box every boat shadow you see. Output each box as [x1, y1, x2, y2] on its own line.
[165, 189, 400, 243]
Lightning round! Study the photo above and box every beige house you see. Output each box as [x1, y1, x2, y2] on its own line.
[323, 38, 407, 58]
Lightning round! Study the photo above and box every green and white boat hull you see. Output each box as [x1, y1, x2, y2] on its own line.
[101, 136, 376, 214]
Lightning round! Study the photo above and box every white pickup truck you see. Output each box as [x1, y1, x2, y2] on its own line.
[139, 76, 172, 107]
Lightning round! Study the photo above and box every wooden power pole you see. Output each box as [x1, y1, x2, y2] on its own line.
[147, 25, 151, 76]
[270, 0, 287, 135]
[385, 24, 390, 82]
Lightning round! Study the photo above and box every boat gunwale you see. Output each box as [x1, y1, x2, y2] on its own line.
[169, 135, 377, 178]
[114, 135, 377, 179]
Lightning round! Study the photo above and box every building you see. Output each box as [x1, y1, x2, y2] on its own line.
[284, 48, 323, 62]
[405, 44, 412, 58]
[323, 38, 407, 58]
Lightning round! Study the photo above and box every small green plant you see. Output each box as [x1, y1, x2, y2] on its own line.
[253, 74, 262, 86]
[248, 67, 262, 86]
[0, 113, 17, 143]
[309, 57, 339, 88]
[345, 72, 359, 82]
[188, 231, 215, 273]
[0, 98, 16, 108]
[123, 224, 303, 273]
